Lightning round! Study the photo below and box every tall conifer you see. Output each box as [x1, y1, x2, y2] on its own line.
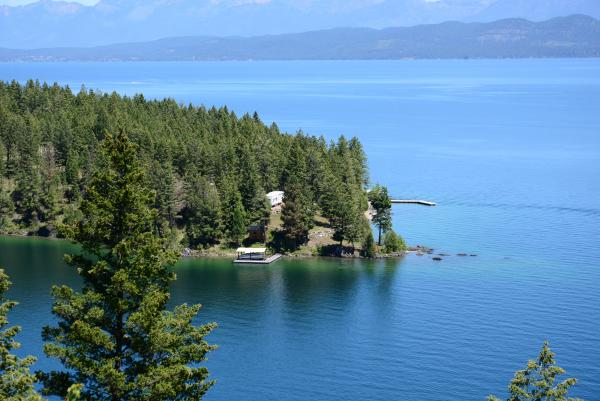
[281, 141, 314, 249]
[183, 173, 222, 248]
[368, 185, 392, 246]
[488, 342, 581, 401]
[0, 269, 41, 401]
[41, 131, 217, 401]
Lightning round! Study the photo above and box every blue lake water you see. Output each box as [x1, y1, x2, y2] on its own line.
[1, 59, 599, 400]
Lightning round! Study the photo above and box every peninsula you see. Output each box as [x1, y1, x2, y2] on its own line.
[0, 80, 405, 258]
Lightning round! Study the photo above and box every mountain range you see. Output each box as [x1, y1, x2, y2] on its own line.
[1, 15, 599, 61]
[1, 0, 600, 49]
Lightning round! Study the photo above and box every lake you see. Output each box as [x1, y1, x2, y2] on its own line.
[1, 59, 599, 400]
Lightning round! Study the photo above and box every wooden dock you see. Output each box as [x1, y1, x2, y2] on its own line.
[233, 253, 282, 264]
[391, 199, 437, 206]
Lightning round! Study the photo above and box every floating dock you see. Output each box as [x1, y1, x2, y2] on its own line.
[391, 199, 437, 206]
[234, 253, 282, 264]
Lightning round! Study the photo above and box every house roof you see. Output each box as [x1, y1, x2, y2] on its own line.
[266, 191, 284, 197]
[236, 247, 267, 254]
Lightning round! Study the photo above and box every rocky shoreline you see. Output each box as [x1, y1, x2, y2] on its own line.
[182, 244, 477, 262]
[1, 235, 476, 263]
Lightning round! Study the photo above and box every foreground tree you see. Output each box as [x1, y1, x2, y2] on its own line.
[368, 185, 392, 246]
[41, 131, 217, 401]
[488, 342, 582, 401]
[0, 269, 41, 401]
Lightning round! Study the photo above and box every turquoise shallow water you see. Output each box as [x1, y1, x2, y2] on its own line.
[1, 59, 599, 400]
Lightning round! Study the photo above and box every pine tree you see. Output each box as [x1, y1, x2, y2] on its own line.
[40, 131, 217, 401]
[383, 230, 406, 254]
[281, 141, 314, 249]
[0, 269, 42, 401]
[149, 161, 177, 233]
[229, 197, 247, 247]
[0, 188, 15, 233]
[39, 143, 62, 224]
[183, 173, 222, 248]
[220, 176, 247, 247]
[14, 163, 43, 230]
[488, 342, 582, 401]
[327, 182, 364, 247]
[237, 144, 269, 226]
[0, 141, 5, 179]
[281, 182, 313, 249]
[362, 230, 375, 258]
[368, 185, 392, 246]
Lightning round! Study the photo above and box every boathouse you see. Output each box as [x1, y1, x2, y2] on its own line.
[236, 247, 267, 261]
[234, 247, 283, 264]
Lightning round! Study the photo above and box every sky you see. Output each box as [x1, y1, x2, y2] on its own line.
[0, 0, 481, 4]
[0, 0, 99, 5]
[1, 0, 599, 49]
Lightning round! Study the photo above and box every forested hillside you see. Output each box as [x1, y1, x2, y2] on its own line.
[2, 15, 599, 61]
[0, 80, 369, 250]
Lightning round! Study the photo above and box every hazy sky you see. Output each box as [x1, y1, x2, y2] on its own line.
[0, 0, 98, 5]
[2, 0, 599, 49]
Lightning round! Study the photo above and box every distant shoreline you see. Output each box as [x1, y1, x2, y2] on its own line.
[3, 56, 600, 64]
[1, 15, 598, 62]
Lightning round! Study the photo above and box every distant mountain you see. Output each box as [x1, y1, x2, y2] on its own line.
[1, 0, 600, 49]
[1, 15, 599, 61]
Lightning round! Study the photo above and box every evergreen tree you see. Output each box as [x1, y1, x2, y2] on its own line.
[326, 182, 365, 247]
[0, 269, 42, 401]
[183, 173, 222, 248]
[281, 182, 313, 249]
[64, 149, 80, 188]
[220, 177, 247, 246]
[0, 141, 5, 179]
[14, 162, 43, 230]
[383, 230, 406, 254]
[0, 188, 15, 232]
[38, 143, 62, 224]
[362, 230, 375, 258]
[368, 185, 392, 246]
[488, 342, 582, 401]
[347, 137, 369, 188]
[149, 161, 177, 233]
[0, 113, 26, 179]
[281, 142, 314, 249]
[247, 188, 271, 230]
[40, 131, 217, 401]
[237, 143, 269, 226]
[229, 197, 247, 247]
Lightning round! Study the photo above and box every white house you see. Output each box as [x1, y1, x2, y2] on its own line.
[266, 191, 284, 207]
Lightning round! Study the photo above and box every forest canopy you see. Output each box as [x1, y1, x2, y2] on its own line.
[0, 80, 369, 250]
